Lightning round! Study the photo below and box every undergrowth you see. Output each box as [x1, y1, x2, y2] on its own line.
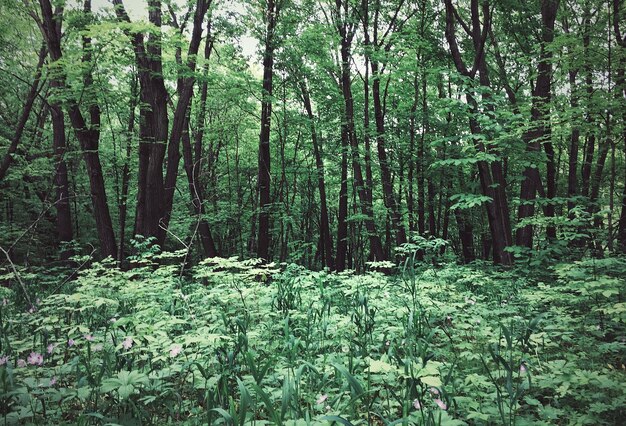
[0, 251, 624, 425]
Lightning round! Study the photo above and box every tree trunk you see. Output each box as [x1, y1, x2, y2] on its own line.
[335, 125, 349, 271]
[339, 40, 385, 262]
[300, 82, 334, 269]
[117, 76, 137, 265]
[444, 0, 513, 265]
[161, 0, 210, 245]
[50, 87, 73, 259]
[0, 45, 46, 182]
[370, 62, 406, 248]
[516, 0, 559, 247]
[182, 30, 217, 258]
[257, 0, 280, 261]
[39, 0, 117, 258]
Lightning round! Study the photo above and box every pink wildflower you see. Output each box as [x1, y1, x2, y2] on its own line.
[413, 398, 422, 410]
[435, 398, 447, 410]
[110, 317, 117, 323]
[28, 306, 37, 314]
[68, 339, 75, 347]
[17, 359, 26, 368]
[316, 394, 328, 405]
[520, 364, 527, 374]
[84, 334, 94, 342]
[27, 352, 43, 366]
[122, 337, 133, 350]
[0, 355, 8, 365]
[169, 345, 182, 358]
[49, 376, 57, 386]
[429, 387, 440, 396]
[47, 343, 56, 354]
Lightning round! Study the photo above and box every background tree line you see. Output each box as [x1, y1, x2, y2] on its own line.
[0, 0, 625, 270]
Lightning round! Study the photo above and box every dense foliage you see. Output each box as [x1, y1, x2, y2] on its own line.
[1, 252, 625, 424]
[0, 0, 625, 267]
[1, 0, 626, 424]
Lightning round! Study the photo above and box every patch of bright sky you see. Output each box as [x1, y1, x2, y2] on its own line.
[91, 0, 259, 60]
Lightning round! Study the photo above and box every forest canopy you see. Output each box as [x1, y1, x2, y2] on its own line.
[0, 0, 624, 268]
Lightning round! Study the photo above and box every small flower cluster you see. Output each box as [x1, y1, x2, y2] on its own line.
[413, 387, 447, 411]
[27, 352, 43, 365]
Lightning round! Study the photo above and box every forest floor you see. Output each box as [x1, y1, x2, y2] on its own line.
[0, 255, 625, 425]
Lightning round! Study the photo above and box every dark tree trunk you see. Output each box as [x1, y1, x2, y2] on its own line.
[418, 77, 427, 238]
[182, 29, 217, 258]
[339, 42, 385, 262]
[161, 0, 210, 244]
[363, 58, 374, 204]
[300, 82, 334, 269]
[581, 11, 595, 200]
[117, 76, 137, 265]
[567, 69, 580, 215]
[257, 0, 280, 261]
[516, 0, 559, 247]
[407, 72, 419, 234]
[50, 87, 73, 259]
[0, 45, 46, 182]
[39, 0, 117, 258]
[455, 209, 475, 263]
[370, 62, 407, 248]
[335, 125, 350, 271]
[611, 2, 626, 253]
[114, 0, 209, 250]
[444, 0, 513, 265]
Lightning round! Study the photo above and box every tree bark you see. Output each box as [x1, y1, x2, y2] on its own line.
[444, 0, 513, 265]
[516, 0, 559, 247]
[336, 15, 385, 262]
[299, 82, 334, 269]
[182, 27, 218, 258]
[0, 45, 46, 182]
[257, 0, 280, 261]
[39, 0, 117, 258]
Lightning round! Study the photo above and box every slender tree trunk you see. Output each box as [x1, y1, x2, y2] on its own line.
[117, 76, 137, 265]
[336, 125, 349, 271]
[339, 43, 385, 262]
[567, 69, 580, 214]
[50, 86, 73, 259]
[370, 62, 407, 248]
[407, 72, 419, 234]
[581, 11, 595, 200]
[161, 0, 210, 246]
[516, 0, 559, 247]
[363, 57, 374, 204]
[612, 1, 626, 252]
[445, 0, 513, 265]
[0, 45, 46, 182]
[300, 82, 334, 269]
[182, 30, 217, 258]
[39, 0, 117, 258]
[616, 66, 626, 252]
[257, 0, 280, 261]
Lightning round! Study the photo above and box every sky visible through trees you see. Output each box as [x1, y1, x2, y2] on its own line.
[1, 0, 625, 269]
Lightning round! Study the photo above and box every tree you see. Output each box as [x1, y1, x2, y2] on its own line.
[37, 0, 117, 259]
[444, 0, 514, 265]
[256, 0, 284, 261]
